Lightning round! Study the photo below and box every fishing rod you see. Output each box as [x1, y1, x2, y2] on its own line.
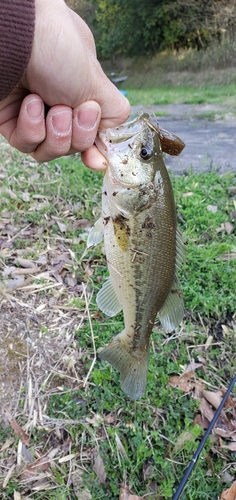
[172, 373, 236, 500]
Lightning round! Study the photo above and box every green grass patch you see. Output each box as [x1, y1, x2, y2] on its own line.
[127, 84, 236, 107]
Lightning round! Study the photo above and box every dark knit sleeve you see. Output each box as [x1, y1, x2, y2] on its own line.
[0, 0, 35, 100]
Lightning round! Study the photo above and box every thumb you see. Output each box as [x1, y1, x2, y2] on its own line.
[92, 67, 130, 130]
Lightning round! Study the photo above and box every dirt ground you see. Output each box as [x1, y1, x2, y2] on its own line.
[132, 103, 236, 175]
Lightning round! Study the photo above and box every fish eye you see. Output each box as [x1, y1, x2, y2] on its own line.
[140, 146, 152, 160]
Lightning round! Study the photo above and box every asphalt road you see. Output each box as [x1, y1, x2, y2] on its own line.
[131, 104, 236, 175]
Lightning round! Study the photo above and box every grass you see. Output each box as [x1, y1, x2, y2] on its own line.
[0, 83, 236, 499]
[126, 85, 236, 108]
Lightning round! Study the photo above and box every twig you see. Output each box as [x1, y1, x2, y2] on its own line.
[82, 283, 97, 388]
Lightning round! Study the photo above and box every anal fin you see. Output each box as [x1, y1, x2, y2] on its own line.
[159, 275, 184, 333]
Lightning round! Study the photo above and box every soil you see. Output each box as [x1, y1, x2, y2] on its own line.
[131, 103, 236, 175]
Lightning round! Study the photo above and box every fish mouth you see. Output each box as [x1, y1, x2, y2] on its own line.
[95, 115, 146, 160]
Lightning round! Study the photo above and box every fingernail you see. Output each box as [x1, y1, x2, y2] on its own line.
[77, 107, 99, 130]
[26, 99, 43, 119]
[51, 110, 72, 134]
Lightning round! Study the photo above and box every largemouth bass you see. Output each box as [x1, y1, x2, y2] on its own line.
[88, 113, 185, 400]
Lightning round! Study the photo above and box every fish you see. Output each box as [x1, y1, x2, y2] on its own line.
[87, 113, 185, 400]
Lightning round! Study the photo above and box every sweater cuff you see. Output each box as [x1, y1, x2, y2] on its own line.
[0, 0, 35, 100]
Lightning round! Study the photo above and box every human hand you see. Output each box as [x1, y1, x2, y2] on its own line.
[0, 0, 130, 170]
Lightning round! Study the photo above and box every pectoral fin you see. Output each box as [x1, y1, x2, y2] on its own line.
[87, 217, 104, 248]
[159, 275, 184, 333]
[96, 277, 123, 317]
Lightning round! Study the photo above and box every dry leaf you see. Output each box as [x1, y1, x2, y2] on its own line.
[119, 485, 144, 500]
[72, 469, 92, 500]
[15, 257, 36, 268]
[221, 442, 236, 451]
[182, 362, 203, 376]
[205, 335, 213, 349]
[220, 481, 236, 500]
[86, 413, 103, 427]
[115, 433, 128, 460]
[20, 192, 30, 202]
[6, 277, 25, 290]
[168, 375, 194, 392]
[199, 398, 215, 422]
[221, 471, 235, 484]
[4, 188, 17, 200]
[92, 451, 106, 484]
[56, 220, 67, 233]
[11, 266, 40, 276]
[58, 453, 76, 463]
[217, 252, 236, 261]
[203, 390, 223, 410]
[4, 410, 29, 445]
[182, 192, 193, 197]
[224, 222, 234, 234]
[174, 430, 196, 452]
[22, 455, 50, 480]
[193, 413, 209, 429]
[14, 492, 21, 500]
[207, 204, 218, 213]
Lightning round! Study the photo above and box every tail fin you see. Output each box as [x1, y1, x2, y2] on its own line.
[99, 333, 149, 400]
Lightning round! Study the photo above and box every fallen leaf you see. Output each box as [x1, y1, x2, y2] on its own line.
[221, 471, 235, 483]
[14, 492, 21, 500]
[199, 398, 215, 422]
[217, 253, 236, 261]
[75, 218, 91, 228]
[14, 257, 36, 268]
[22, 455, 50, 480]
[58, 453, 76, 463]
[142, 459, 154, 481]
[220, 481, 236, 500]
[65, 274, 77, 287]
[20, 192, 30, 202]
[203, 390, 223, 410]
[115, 433, 128, 460]
[182, 191, 194, 197]
[221, 442, 236, 451]
[193, 413, 210, 429]
[119, 485, 144, 500]
[6, 277, 25, 290]
[204, 335, 213, 349]
[4, 410, 29, 445]
[86, 413, 103, 427]
[92, 450, 106, 484]
[11, 266, 40, 276]
[182, 362, 203, 376]
[207, 204, 218, 213]
[72, 469, 92, 499]
[216, 222, 234, 234]
[4, 188, 17, 200]
[174, 430, 197, 452]
[168, 375, 194, 392]
[56, 220, 67, 233]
